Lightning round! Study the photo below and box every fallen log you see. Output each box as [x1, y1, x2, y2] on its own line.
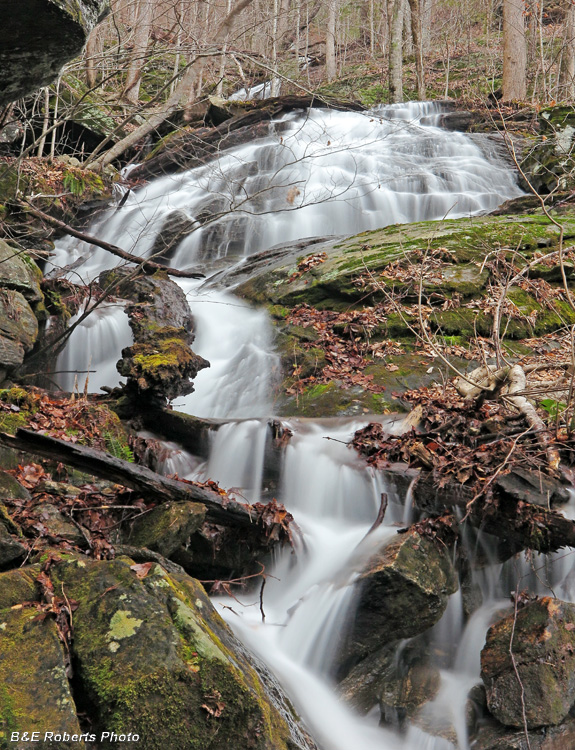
[0, 428, 255, 529]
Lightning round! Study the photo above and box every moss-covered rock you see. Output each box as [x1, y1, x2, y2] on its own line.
[48, 555, 304, 750]
[480, 597, 575, 728]
[99, 269, 209, 403]
[0, 607, 82, 748]
[126, 501, 206, 558]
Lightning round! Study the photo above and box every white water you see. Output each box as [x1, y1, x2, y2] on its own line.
[48, 102, 538, 749]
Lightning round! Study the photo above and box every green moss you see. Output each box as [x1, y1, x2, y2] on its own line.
[0, 413, 27, 435]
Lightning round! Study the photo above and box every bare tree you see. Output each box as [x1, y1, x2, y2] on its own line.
[502, 0, 527, 101]
[560, 0, 575, 99]
[326, 0, 338, 81]
[388, 0, 405, 102]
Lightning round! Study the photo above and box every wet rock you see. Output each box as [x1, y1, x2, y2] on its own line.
[0, 0, 109, 106]
[125, 500, 206, 557]
[48, 555, 306, 750]
[0, 607, 82, 746]
[342, 528, 458, 673]
[149, 211, 197, 265]
[472, 715, 575, 749]
[338, 639, 440, 723]
[480, 597, 575, 728]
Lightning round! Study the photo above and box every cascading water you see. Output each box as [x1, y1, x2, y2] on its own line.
[47, 101, 544, 749]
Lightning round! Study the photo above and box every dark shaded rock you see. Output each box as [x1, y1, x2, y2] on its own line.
[171, 520, 278, 581]
[338, 639, 440, 725]
[495, 467, 571, 508]
[472, 715, 575, 749]
[149, 210, 197, 265]
[125, 500, 206, 557]
[341, 528, 458, 675]
[0, 524, 27, 567]
[31, 502, 87, 546]
[0, 607, 82, 746]
[481, 597, 575, 728]
[0, 0, 109, 106]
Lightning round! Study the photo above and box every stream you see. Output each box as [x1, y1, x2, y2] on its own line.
[46, 102, 573, 749]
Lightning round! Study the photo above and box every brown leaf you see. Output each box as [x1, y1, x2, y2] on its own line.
[130, 562, 154, 579]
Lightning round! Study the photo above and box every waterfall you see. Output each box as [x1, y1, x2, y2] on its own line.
[48, 102, 535, 749]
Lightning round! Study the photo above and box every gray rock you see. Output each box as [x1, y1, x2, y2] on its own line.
[0, 241, 43, 302]
[341, 528, 458, 672]
[0, 290, 39, 352]
[481, 597, 575, 728]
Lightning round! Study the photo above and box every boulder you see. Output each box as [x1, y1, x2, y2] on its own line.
[521, 106, 575, 194]
[43, 554, 310, 749]
[0, 607, 82, 747]
[341, 528, 458, 674]
[480, 597, 575, 728]
[338, 639, 440, 724]
[0, 0, 109, 106]
[125, 500, 206, 557]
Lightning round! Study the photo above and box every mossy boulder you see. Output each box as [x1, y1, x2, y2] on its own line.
[0, 0, 109, 106]
[45, 555, 307, 750]
[342, 529, 458, 674]
[99, 269, 209, 403]
[125, 501, 206, 558]
[480, 597, 575, 728]
[0, 607, 82, 748]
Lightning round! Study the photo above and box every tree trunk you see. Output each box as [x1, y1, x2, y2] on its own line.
[326, 0, 338, 81]
[502, 0, 527, 101]
[560, 0, 575, 100]
[122, 0, 153, 104]
[85, 26, 103, 89]
[387, 0, 405, 103]
[408, 0, 425, 99]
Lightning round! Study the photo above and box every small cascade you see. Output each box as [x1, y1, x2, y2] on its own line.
[47, 102, 533, 748]
[54, 301, 132, 393]
[173, 284, 280, 419]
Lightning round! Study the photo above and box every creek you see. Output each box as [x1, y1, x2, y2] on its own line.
[46, 102, 571, 749]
